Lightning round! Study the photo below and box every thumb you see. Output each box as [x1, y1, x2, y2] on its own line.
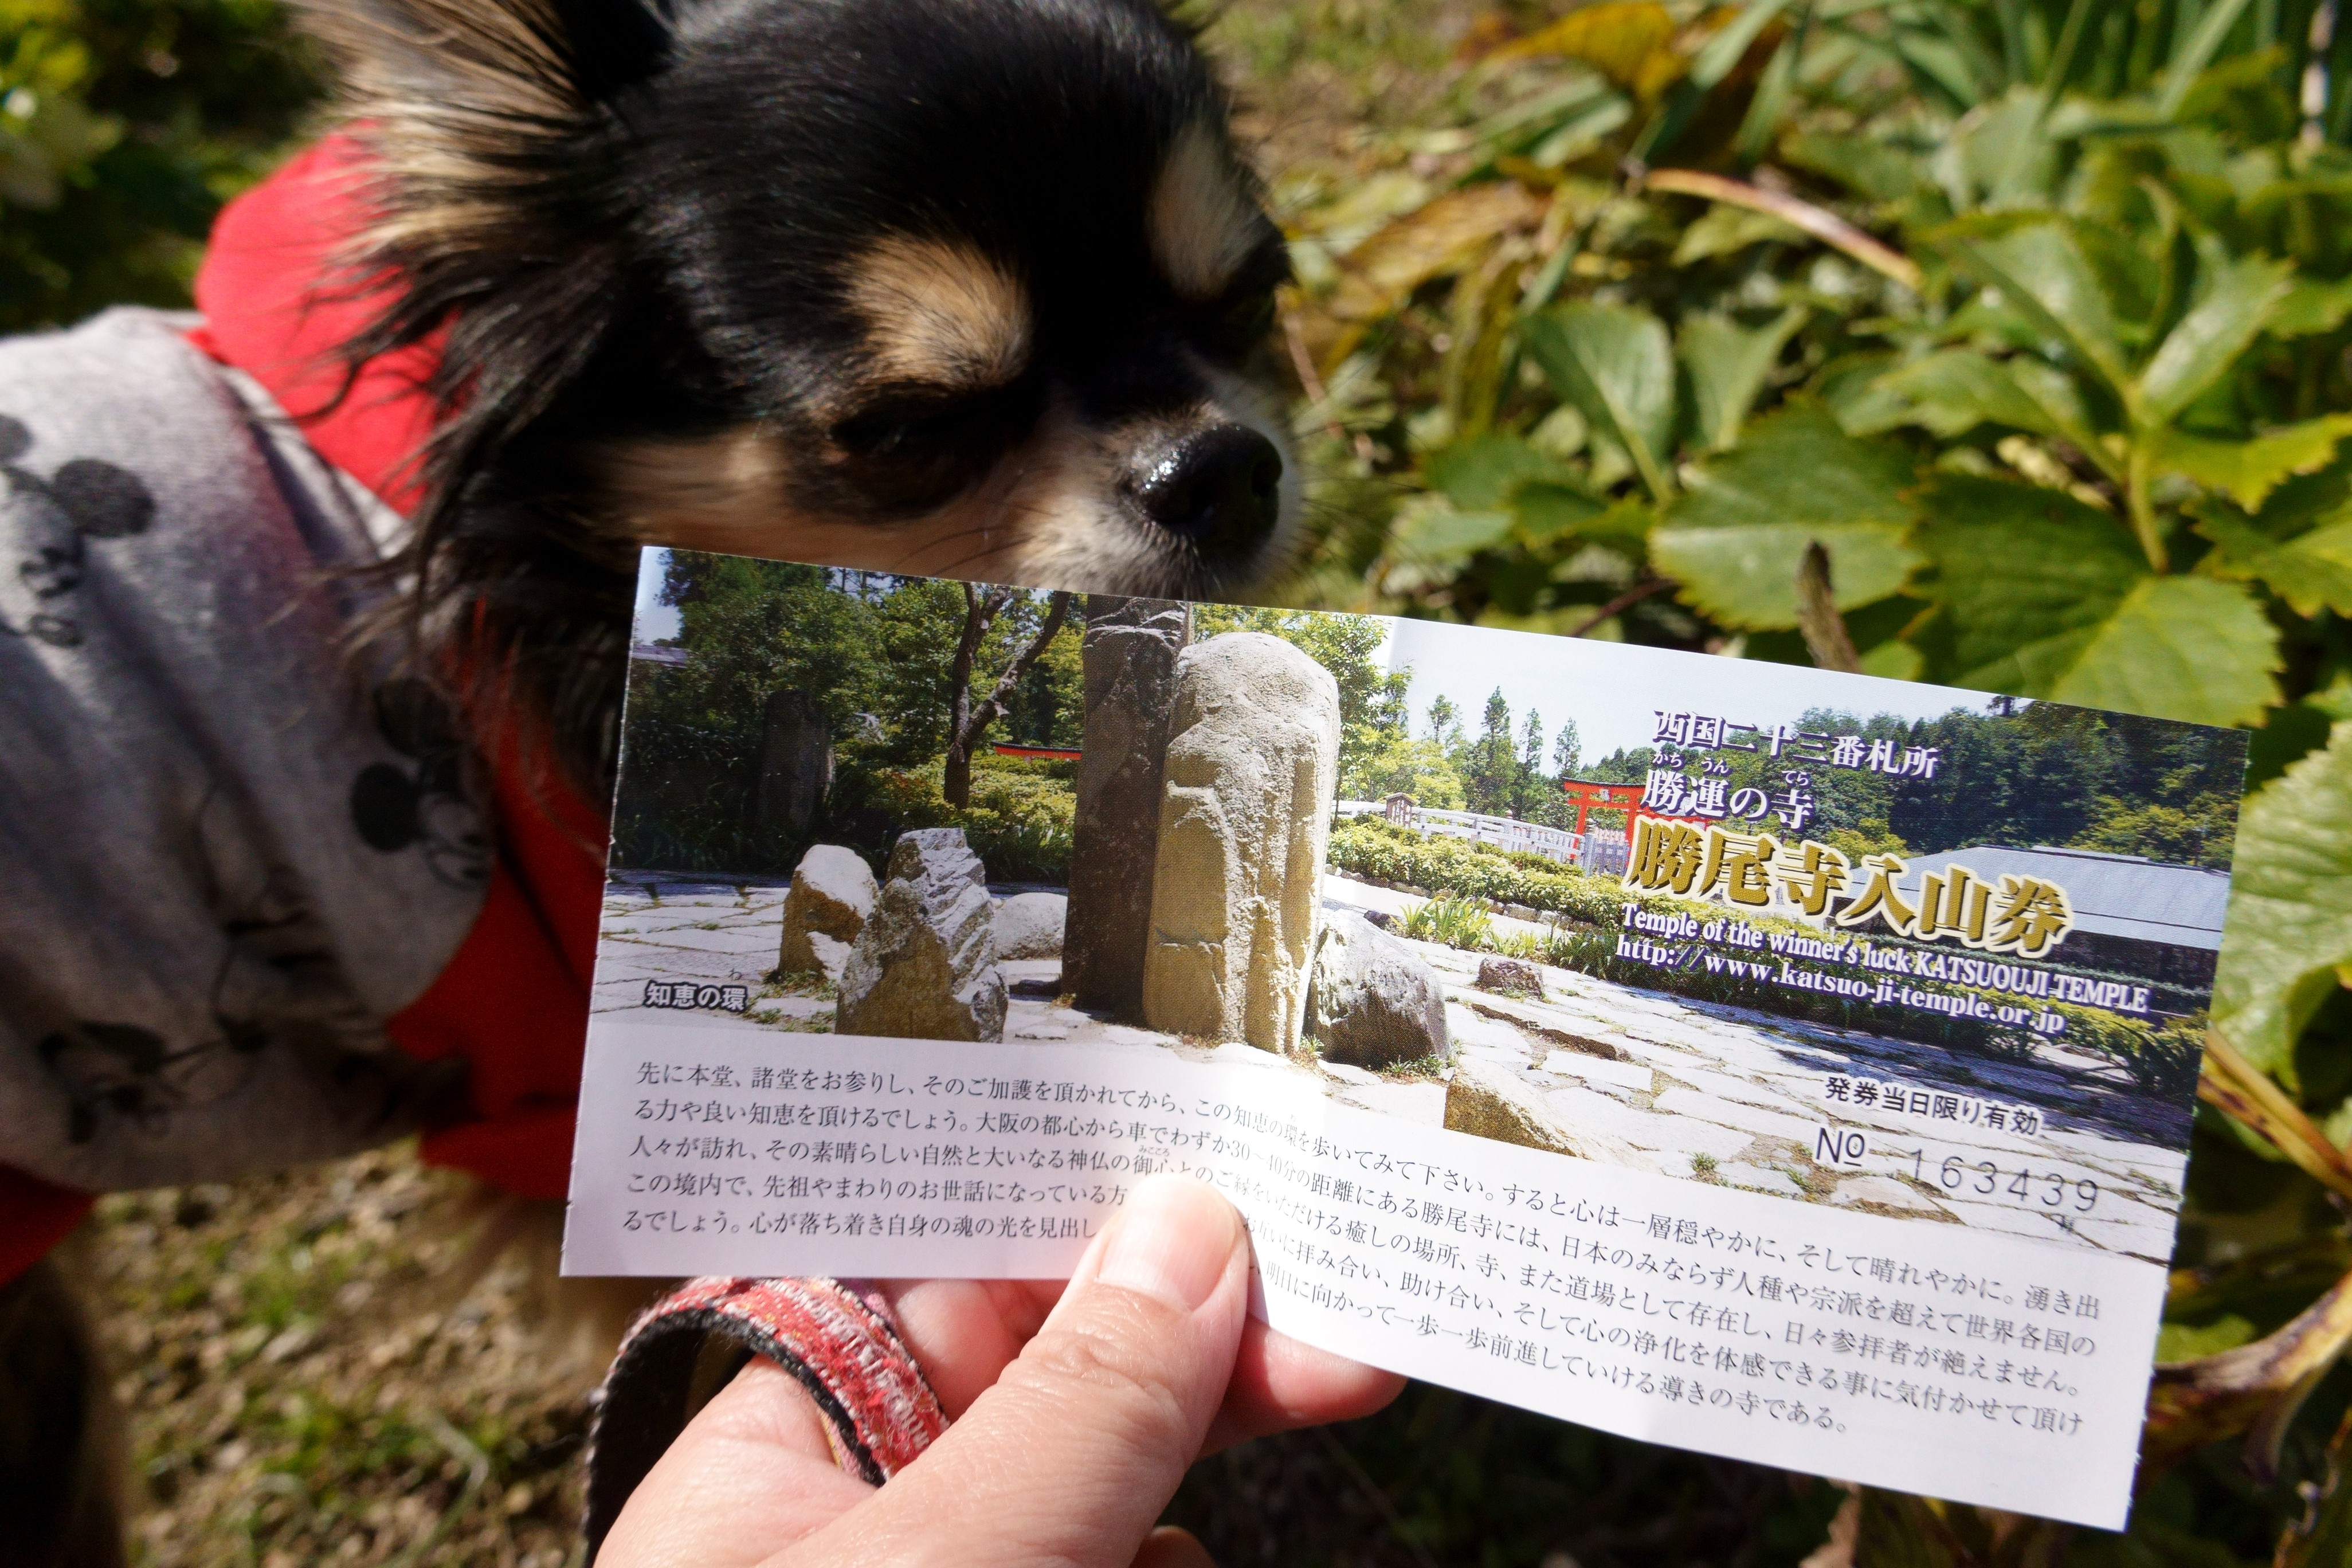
[794, 1175, 1248, 1568]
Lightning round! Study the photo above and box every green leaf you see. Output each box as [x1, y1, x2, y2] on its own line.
[1943, 87, 2062, 208]
[1819, 351, 1912, 436]
[2212, 722, 2352, 1079]
[2044, 577, 2280, 724]
[2155, 0, 2259, 116]
[1512, 482, 1617, 544]
[1669, 205, 1809, 266]
[2200, 508, 2352, 618]
[1387, 501, 1515, 563]
[1677, 307, 1806, 452]
[1875, 349, 2065, 440]
[1524, 302, 1677, 502]
[2154, 415, 2352, 511]
[1684, 0, 1797, 90]
[2270, 277, 2352, 338]
[1949, 224, 2133, 399]
[2155, 1316, 2260, 1361]
[2137, 254, 2294, 424]
[1423, 433, 1575, 510]
[1911, 476, 2280, 725]
[1651, 405, 1920, 629]
[1781, 131, 1925, 205]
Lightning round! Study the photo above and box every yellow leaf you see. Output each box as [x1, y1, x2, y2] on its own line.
[1489, 2, 1679, 92]
[1326, 184, 1546, 323]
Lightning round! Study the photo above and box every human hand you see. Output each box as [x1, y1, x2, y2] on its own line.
[595, 1175, 1403, 1567]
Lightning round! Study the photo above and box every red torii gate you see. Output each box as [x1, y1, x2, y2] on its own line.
[1559, 777, 1706, 836]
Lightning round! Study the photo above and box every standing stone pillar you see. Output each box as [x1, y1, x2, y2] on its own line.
[1064, 597, 1189, 1018]
[750, 689, 832, 832]
[1141, 633, 1341, 1053]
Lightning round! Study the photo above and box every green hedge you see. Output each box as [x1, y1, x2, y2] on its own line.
[1327, 817, 1650, 924]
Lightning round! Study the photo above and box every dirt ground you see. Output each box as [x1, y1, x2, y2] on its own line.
[79, 1153, 614, 1568]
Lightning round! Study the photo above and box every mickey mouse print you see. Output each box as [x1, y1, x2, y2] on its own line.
[0, 413, 154, 649]
[0, 308, 489, 1190]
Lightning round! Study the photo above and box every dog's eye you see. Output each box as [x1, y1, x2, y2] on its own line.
[1197, 290, 1279, 361]
[828, 383, 1040, 510]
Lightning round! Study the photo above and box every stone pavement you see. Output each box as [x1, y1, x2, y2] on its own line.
[597, 869, 2188, 1264]
[1318, 876, 2189, 1265]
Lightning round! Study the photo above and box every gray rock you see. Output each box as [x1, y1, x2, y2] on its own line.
[1306, 912, 1449, 1068]
[994, 891, 1068, 961]
[1477, 957, 1545, 998]
[1142, 634, 1341, 1054]
[748, 689, 832, 832]
[778, 844, 876, 979]
[837, 829, 1005, 1041]
[1065, 597, 1190, 1019]
[1444, 1057, 1660, 1170]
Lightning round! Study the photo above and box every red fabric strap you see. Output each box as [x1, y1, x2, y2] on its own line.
[582, 1277, 950, 1558]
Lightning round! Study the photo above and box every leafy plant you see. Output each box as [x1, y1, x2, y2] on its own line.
[1, 0, 325, 331]
[1398, 891, 1500, 948]
[1261, 1, 2352, 1559]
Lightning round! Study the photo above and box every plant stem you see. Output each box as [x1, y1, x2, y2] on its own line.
[1569, 579, 1672, 637]
[2126, 438, 2171, 572]
[2126, 440, 2173, 573]
[1643, 168, 1923, 291]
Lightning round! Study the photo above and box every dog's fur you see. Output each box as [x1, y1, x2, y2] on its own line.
[308, 0, 1299, 791]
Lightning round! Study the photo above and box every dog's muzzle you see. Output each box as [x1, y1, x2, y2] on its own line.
[1124, 423, 1283, 558]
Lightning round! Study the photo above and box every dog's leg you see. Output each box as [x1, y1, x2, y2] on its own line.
[0, 1249, 127, 1568]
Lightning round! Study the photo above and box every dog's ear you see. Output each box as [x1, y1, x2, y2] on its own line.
[299, 0, 681, 433]
[304, 0, 675, 122]
[301, 0, 675, 272]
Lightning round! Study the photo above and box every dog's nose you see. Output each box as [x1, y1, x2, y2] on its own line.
[1128, 425, 1282, 553]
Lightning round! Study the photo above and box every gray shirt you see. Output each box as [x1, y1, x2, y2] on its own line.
[1, 308, 487, 1191]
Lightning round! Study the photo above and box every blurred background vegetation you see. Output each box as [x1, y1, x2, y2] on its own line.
[18, 0, 2352, 1563]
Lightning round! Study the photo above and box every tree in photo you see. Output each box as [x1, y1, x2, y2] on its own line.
[1461, 687, 1520, 815]
[1551, 718, 1581, 778]
[1425, 693, 1462, 752]
[941, 585, 1073, 808]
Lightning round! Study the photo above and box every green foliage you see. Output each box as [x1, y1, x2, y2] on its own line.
[1330, 816, 1640, 923]
[829, 761, 1075, 883]
[0, 0, 324, 331]
[1268, 0, 2352, 735]
[1397, 891, 1497, 948]
[614, 563, 1081, 876]
[1651, 405, 1922, 632]
[2213, 721, 2352, 1080]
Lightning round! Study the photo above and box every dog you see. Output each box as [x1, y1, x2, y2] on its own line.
[315, 0, 1302, 792]
[0, 2, 1297, 1561]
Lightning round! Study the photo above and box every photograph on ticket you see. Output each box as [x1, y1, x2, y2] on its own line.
[589, 548, 2240, 1268]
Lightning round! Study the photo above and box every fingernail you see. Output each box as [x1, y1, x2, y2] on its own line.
[1096, 1175, 1240, 1312]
